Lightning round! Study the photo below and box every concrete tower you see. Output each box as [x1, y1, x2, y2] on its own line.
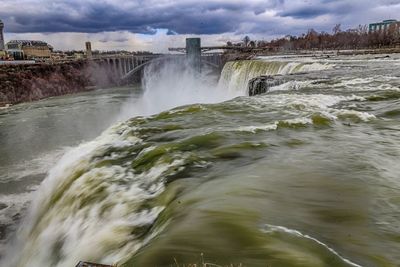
[186, 38, 201, 73]
[85, 41, 92, 59]
[0, 19, 5, 51]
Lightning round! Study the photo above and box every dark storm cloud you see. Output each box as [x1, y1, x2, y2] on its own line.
[0, 0, 280, 34]
[278, 6, 329, 19]
[1, 0, 400, 35]
[277, 0, 358, 19]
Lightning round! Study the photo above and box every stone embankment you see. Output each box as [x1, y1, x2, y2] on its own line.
[0, 61, 120, 106]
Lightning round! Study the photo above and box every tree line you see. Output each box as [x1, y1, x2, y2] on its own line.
[233, 24, 400, 51]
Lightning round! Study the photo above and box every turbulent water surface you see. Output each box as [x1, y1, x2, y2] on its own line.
[1, 55, 400, 267]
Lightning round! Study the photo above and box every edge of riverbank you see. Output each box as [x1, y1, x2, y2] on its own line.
[0, 61, 122, 107]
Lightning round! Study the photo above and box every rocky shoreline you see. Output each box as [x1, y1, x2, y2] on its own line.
[0, 61, 120, 107]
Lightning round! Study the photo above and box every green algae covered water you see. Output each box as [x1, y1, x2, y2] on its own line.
[1, 55, 400, 267]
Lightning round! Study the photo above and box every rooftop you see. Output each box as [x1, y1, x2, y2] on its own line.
[6, 40, 53, 49]
[370, 19, 398, 25]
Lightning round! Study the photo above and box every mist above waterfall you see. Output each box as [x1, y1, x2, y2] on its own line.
[117, 59, 239, 121]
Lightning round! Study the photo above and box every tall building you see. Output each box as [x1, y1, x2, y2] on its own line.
[0, 19, 5, 51]
[85, 41, 92, 59]
[6, 40, 53, 60]
[369, 19, 400, 32]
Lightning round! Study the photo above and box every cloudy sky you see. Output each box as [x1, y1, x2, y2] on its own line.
[1, 0, 400, 52]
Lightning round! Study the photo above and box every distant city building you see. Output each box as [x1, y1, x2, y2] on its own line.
[6, 40, 53, 60]
[369, 19, 400, 32]
[0, 19, 5, 51]
[74, 53, 85, 59]
[85, 41, 92, 59]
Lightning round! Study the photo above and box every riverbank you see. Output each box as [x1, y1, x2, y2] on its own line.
[0, 61, 120, 107]
[224, 47, 400, 61]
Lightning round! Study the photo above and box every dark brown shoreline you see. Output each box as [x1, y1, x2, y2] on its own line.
[0, 61, 120, 107]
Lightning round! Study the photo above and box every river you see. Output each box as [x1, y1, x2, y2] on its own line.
[1, 55, 399, 267]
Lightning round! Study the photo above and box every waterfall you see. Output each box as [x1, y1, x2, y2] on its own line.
[218, 60, 334, 94]
[1, 58, 336, 267]
[0, 124, 173, 267]
[0, 59, 241, 267]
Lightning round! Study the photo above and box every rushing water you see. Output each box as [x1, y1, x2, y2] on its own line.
[1, 55, 400, 267]
[0, 87, 139, 257]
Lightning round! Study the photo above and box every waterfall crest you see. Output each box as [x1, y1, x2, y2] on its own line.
[218, 60, 333, 94]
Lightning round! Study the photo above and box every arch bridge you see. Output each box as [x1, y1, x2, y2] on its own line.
[93, 53, 223, 84]
[90, 38, 226, 84]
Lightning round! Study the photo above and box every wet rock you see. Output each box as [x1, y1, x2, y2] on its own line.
[0, 203, 7, 210]
[0, 224, 7, 240]
[247, 75, 285, 96]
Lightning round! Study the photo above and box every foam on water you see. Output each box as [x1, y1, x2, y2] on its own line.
[236, 124, 279, 133]
[0, 149, 66, 183]
[328, 75, 400, 92]
[269, 80, 312, 92]
[228, 93, 373, 134]
[261, 224, 363, 267]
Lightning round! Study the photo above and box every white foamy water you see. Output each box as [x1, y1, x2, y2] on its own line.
[226, 93, 373, 134]
[0, 149, 66, 183]
[218, 60, 334, 94]
[330, 76, 400, 92]
[261, 224, 363, 267]
[268, 80, 312, 92]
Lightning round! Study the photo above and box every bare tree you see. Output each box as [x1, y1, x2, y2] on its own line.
[333, 24, 342, 35]
[228, 22, 399, 53]
[243, 36, 250, 47]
